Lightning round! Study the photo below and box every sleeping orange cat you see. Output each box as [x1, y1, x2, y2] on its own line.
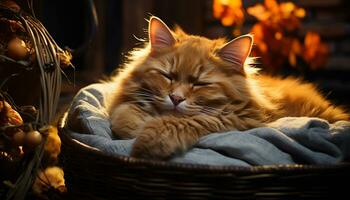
[107, 16, 349, 160]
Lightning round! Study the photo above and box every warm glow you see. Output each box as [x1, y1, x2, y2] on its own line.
[303, 32, 329, 70]
[274, 32, 282, 40]
[213, 0, 244, 27]
[295, 8, 306, 18]
[245, 0, 327, 71]
[212, 0, 328, 72]
[247, 4, 270, 21]
[247, 0, 305, 31]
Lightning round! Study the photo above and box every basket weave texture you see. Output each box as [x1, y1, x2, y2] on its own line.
[58, 113, 349, 199]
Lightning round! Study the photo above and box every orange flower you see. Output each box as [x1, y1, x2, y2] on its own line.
[288, 38, 303, 67]
[250, 23, 286, 71]
[265, 0, 279, 14]
[247, 4, 270, 21]
[303, 32, 329, 70]
[248, 0, 305, 31]
[251, 24, 267, 53]
[213, 0, 244, 27]
[213, 0, 327, 72]
[247, 0, 316, 71]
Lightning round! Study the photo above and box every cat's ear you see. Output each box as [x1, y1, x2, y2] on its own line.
[149, 16, 176, 50]
[217, 34, 253, 70]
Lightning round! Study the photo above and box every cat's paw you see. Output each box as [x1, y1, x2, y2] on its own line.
[130, 132, 174, 160]
[130, 120, 183, 160]
[110, 104, 151, 139]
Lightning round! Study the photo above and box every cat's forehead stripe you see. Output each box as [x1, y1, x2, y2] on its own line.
[171, 53, 213, 79]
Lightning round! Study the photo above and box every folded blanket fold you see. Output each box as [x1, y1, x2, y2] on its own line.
[66, 83, 350, 166]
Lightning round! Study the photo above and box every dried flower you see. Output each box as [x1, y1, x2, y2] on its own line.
[0, 100, 23, 126]
[58, 50, 72, 68]
[0, 0, 21, 13]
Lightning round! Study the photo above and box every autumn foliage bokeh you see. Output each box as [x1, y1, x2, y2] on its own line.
[213, 0, 329, 73]
[213, 0, 244, 27]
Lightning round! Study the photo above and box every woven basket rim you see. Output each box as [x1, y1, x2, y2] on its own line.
[58, 112, 350, 174]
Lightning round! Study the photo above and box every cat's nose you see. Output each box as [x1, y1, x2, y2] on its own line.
[169, 94, 185, 106]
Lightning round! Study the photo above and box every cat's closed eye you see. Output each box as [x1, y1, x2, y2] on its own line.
[160, 72, 172, 81]
[193, 82, 212, 87]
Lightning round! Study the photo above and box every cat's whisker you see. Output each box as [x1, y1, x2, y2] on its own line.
[126, 92, 153, 96]
[126, 101, 153, 105]
[200, 109, 217, 114]
[153, 96, 165, 101]
[205, 107, 223, 113]
[199, 110, 214, 115]
[187, 104, 219, 111]
[185, 104, 199, 109]
[129, 91, 165, 102]
[201, 106, 216, 111]
[127, 98, 153, 101]
[126, 102, 154, 107]
[126, 94, 154, 100]
[183, 104, 219, 115]
[126, 99, 154, 103]
[200, 107, 221, 115]
[203, 105, 220, 110]
[139, 88, 155, 93]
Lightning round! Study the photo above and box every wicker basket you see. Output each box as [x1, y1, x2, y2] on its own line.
[58, 113, 349, 199]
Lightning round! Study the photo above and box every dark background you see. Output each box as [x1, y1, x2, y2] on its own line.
[28, 0, 349, 111]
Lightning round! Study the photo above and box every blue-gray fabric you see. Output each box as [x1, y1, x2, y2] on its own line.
[66, 83, 350, 166]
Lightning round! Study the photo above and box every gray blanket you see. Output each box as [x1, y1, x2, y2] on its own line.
[66, 83, 350, 166]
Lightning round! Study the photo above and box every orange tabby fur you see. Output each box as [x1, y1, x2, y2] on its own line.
[107, 17, 349, 159]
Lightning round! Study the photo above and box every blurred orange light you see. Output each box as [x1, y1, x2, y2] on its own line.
[274, 32, 282, 40]
[213, 0, 244, 27]
[213, 0, 328, 72]
[303, 32, 329, 70]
